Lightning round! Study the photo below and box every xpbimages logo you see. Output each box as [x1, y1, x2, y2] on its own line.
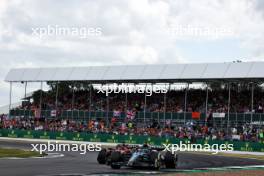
[31, 141, 101, 155]
[163, 141, 234, 154]
[31, 25, 102, 39]
[97, 83, 168, 96]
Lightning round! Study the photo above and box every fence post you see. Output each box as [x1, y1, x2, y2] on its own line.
[144, 84, 147, 127]
[55, 82, 59, 118]
[39, 81, 43, 118]
[8, 82, 13, 119]
[184, 83, 189, 125]
[236, 113, 238, 127]
[251, 83, 254, 124]
[259, 113, 261, 126]
[227, 82, 231, 130]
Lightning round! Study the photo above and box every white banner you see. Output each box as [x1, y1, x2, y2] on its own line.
[212, 113, 225, 118]
[232, 135, 240, 140]
[51, 110, 57, 117]
[113, 110, 121, 117]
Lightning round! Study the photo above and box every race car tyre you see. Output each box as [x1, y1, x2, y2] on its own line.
[109, 151, 122, 169]
[175, 154, 178, 162]
[164, 151, 176, 169]
[150, 151, 160, 170]
[110, 151, 122, 162]
[97, 149, 107, 164]
[149, 151, 159, 163]
[154, 157, 161, 170]
[111, 164, 121, 169]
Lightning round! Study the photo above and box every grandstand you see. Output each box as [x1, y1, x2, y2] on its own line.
[2, 62, 264, 142]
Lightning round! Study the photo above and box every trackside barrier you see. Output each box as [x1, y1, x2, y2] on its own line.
[0, 129, 264, 152]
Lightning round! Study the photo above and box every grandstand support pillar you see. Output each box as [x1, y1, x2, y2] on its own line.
[8, 82, 13, 118]
[24, 81, 27, 99]
[89, 84, 92, 122]
[125, 84, 128, 113]
[71, 83, 75, 120]
[184, 83, 189, 124]
[205, 83, 209, 125]
[39, 81, 43, 117]
[163, 83, 168, 128]
[106, 83, 109, 128]
[227, 83, 231, 129]
[251, 83, 254, 123]
[55, 82, 59, 118]
[144, 84, 147, 126]
[205, 83, 208, 114]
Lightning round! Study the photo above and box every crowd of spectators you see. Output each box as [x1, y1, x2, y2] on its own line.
[17, 88, 264, 114]
[5, 86, 264, 143]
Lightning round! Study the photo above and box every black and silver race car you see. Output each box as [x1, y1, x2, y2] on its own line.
[97, 144, 178, 170]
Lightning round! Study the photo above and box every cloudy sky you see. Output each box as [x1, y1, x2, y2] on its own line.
[0, 0, 264, 106]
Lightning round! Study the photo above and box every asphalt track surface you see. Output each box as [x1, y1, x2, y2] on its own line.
[1, 140, 264, 176]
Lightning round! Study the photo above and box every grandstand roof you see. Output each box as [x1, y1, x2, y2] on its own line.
[5, 62, 264, 83]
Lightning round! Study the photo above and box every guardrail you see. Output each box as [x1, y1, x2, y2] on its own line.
[0, 129, 264, 152]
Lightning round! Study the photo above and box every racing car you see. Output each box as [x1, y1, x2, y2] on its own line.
[97, 143, 134, 165]
[97, 144, 178, 170]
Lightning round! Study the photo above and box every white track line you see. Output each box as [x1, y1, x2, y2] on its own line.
[0, 152, 64, 160]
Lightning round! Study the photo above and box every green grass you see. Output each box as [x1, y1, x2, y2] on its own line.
[0, 148, 46, 158]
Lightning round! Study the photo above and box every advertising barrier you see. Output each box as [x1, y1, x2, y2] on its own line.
[0, 129, 264, 152]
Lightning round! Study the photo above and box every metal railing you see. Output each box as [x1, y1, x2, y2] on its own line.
[9, 109, 264, 128]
